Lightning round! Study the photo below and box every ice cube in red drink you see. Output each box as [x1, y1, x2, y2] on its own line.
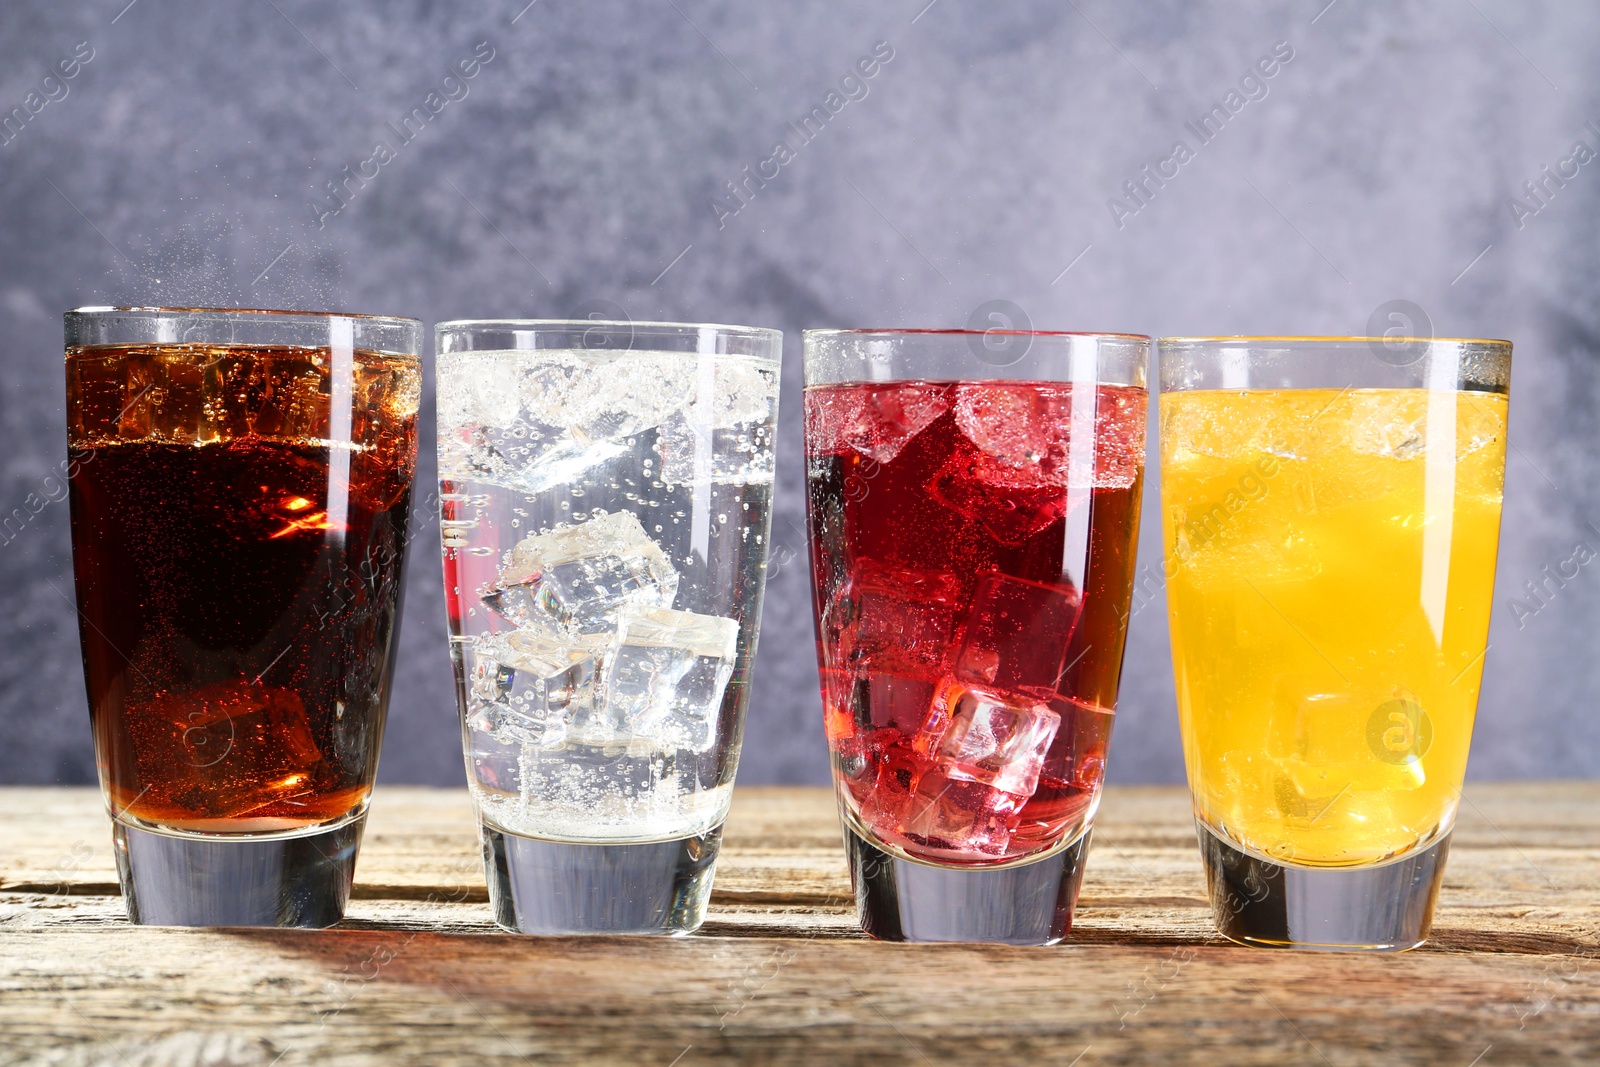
[930, 679, 1060, 796]
[859, 733, 924, 821]
[955, 573, 1082, 697]
[952, 382, 1076, 473]
[825, 560, 961, 678]
[885, 767, 1030, 860]
[846, 672, 939, 736]
[850, 680, 1060, 861]
[804, 382, 950, 463]
[928, 443, 1071, 546]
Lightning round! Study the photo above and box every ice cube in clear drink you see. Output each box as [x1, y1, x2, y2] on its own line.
[514, 355, 584, 428]
[436, 351, 525, 432]
[602, 605, 739, 753]
[501, 432, 631, 496]
[492, 354, 696, 492]
[565, 354, 695, 442]
[466, 630, 598, 747]
[565, 695, 632, 750]
[480, 581, 542, 631]
[655, 410, 777, 486]
[654, 358, 779, 486]
[491, 511, 679, 635]
[954, 573, 1081, 696]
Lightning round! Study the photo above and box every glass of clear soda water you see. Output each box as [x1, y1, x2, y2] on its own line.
[436, 319, 782, 934]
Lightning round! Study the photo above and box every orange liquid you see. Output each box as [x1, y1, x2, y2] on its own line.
[1162, 388, 1506, 866]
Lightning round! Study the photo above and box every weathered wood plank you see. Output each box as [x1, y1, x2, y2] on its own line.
[4, 924, 1600, 1066]
[2, 784, 1599, 1066]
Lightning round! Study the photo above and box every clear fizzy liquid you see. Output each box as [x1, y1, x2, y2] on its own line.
[438, 347, 778, 843]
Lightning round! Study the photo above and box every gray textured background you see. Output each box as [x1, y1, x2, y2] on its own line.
[0, 0, 1594, 787]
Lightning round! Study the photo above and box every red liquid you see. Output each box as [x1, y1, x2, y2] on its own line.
[805, 380, 1145, 865]
[67, 344, 419, 833]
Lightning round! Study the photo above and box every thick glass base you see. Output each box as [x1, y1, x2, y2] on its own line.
[843, 821, 1092, 945]
[482, 822, 722, 935]
[1196, 820, 1451, 951]
[112, 814, 364, 928]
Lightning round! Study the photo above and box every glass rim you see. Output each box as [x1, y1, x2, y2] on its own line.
[1159, 335, 1511, 347]
[66, 306, 420, 328]
[804, 327, 1150, 342]
[435, 318, 781, 339]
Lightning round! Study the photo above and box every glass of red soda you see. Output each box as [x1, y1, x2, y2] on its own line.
[803, 328, 1149, 943]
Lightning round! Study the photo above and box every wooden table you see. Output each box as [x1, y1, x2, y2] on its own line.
[1, 784, 1598, 1066]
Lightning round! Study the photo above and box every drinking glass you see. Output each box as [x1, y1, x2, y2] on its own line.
[803, 328, 1149, 944]
[1159, 336, 1511, 950]
[65, 306, 422, 927]
[437, 319, 781, 935]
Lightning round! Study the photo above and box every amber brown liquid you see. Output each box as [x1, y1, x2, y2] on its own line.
[67, 343, 420, 833]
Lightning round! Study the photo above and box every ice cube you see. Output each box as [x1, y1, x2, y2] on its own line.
[653, 357, 778, 486]
[1043, 695, 1114, 789]
[923, 679, 1060, 797]
[441, 350, 713, 493]
[825, 561, 962, 679]
[565, 694, 633, 750]
[657, 355, 776, 429]
[702, 357, 779, 429]
[844, 672, 938, 735]
[151, 682, 328, 817]
[465, 630, 598, 747]
[1457, 398, 1504, 458]
[928, 446, 1072, 545]
[857, 734, 926, 825]
[954, 573, 1081, 696]
[953, 383, 1075, 471]
[1089, 387, 1148, 491]
[655, 409, 777, 486]
[1160, 391, 1313, 464]
[894, 769, 1029, 858]
[602, 606, 739, 753]
[834, 726, 889, 803]
[932, 384, 1146, 544]
[436, 352, 525, 432]
[491, 511, 679, 635]
[564, 353, 697, 440]
[468, 701, 566, 748]
[494, 431, 631, 496]
[851, 681, 1061, 861]
[1265, 690, 1428, 814]
[805, 384, 950, 464]
[480, 582, 543, 630]
[516, 354, 586, 429]
[853, 735, 1026, 860]
[1348, 392, 1431, 460]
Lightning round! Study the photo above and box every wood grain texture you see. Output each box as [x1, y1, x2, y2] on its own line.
[2, 784, 1599, 1065]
